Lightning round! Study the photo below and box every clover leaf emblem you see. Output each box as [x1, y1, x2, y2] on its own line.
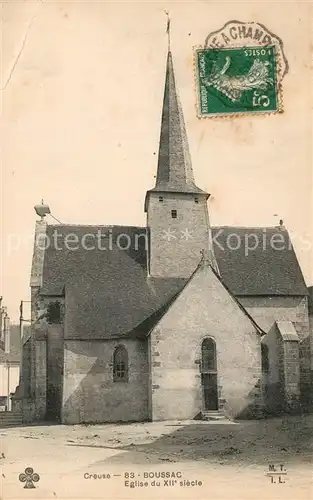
[19, 467, 40, 488]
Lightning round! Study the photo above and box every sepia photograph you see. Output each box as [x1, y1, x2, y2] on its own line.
[1, 1, 313, 499]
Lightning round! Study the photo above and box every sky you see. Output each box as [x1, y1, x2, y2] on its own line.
[2, 0, 313, 322]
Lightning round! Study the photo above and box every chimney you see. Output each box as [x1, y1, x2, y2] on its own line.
[4, 313, 10, 354]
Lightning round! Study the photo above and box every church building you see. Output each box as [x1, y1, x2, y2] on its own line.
[15, 47, 312, 424]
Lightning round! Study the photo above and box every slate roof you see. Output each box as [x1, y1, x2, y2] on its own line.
[211, 227, 307, 296]
[65, 272, 186, 340]
[41, 225, 186, 340]
[39, 224, 307, 340]
[146, 52, 206, 197]
[41, 225, 148, 295]
[42, 224, 307, 297]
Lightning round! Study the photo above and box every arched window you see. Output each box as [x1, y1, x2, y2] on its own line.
[113, 345, 128, 382]
[261, 343, 269, 373]
[201, 338, 216, 372]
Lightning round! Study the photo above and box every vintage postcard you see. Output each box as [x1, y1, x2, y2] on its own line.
[1, 1, 313, 500]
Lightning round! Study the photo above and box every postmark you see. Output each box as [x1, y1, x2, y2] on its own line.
[195, 21, 288, 117]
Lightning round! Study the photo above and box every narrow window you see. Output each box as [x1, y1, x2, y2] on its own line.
[113, 345, 128, 382]
[171, 209, 177, 218]
[159, 196, 163, 202]
[261, 343, 269, 373]
[194, 197, 199, 203]
[201, 338, 217, 372]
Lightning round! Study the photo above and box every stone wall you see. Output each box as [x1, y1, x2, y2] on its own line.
[146, 192, 211, 278]
[238, 296, 309, 338]
[149, 264, 263, 421]
[309, 313, 313, 370]
[16, 339, 47, 422]
[262, 323, 301, 414]
[283, 340, 300, 411]
[62, 339, 149, 424]
[309, 314, 313, 408]
[34, 340, 47, 420]
[262, 325, 284, 413]
[46, 324, 64, 421]
[28, 291, 65, 422]
[21, 338, 32, 397]
[238, 296, 311, 409]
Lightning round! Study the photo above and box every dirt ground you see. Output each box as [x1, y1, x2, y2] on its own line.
[1, 414, 312, 499]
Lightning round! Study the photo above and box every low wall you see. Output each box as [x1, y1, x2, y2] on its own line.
[0, 411, 23, 428]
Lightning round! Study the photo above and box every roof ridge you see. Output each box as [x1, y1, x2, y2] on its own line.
[46, 224, 146, 229]
[211, 225, 288, 230]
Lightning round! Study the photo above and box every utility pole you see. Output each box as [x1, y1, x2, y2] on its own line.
[18, 300, 31, 386]
[20, 301, 24, 345]
[0, 296, 3, 347]
[3, 313, 10, 410]
[6, 361, 10, 410]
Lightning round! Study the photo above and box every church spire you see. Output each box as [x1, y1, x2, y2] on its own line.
[165, 11, 171, 52]
[144, 22, 213, 278]
[150, 21, 207, 196]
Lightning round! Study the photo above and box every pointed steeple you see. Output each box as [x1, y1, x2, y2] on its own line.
[144, 33, 215, 278]
[151, 50, 207, 195]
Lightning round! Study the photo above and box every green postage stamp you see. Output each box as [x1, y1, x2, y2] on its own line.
[195, 21, 288, 117]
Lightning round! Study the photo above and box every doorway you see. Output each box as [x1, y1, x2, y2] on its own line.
[201, 338, 218, 411]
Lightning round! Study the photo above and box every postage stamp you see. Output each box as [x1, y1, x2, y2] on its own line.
[194, 21, 288, 117]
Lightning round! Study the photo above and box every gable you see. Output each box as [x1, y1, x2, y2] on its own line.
[150, 262, 262, 339]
